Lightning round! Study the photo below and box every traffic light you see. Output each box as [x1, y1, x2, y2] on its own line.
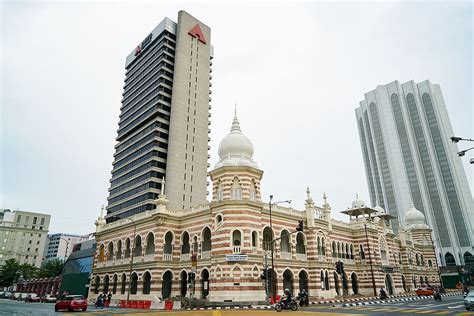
[260, 268, 268, 280]
[296, 220, 304, 232]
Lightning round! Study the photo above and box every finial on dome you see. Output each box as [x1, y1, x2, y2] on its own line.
[356, 193, 359, 199]
[161, 176, 166, 198]
[231, 104, 241, 133]
[306, 187, 311, 200]
[323, 193, 327, 204]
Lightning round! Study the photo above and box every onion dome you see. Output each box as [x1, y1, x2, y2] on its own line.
[373, 205, 385, 214]
[351, 194, 366, 209]
[214, 108, 258, 169]
[405, 203, 428, 229]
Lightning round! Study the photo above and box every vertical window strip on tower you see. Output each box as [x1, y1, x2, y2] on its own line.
[369, 102, 399, 232]
[405, 93, 451, 247]
[363, 111, 385, 210]
[358, 117, 377, 206]
[390, 94, 425, 214]
[421, 93, 469, 246]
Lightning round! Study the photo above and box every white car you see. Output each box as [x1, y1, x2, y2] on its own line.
[41, 294, 57, 303]
[465, 291, 474, 311]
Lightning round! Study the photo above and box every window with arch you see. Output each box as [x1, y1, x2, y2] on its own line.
[379, 238, 388, 264]
[193, 236, 198, 253]
[112, 274, 117, 294]
[263, 227, 274, 251]
[107, 242, 114, 261]
[202, 227, 212, 252]
[215, 214, 223, 226]
[280, 230, 291, 253]
[350, 244, 354, 259]
[249, 179, 257, 201]
[103, 275, 110, 293]
[164, 232, 173, 255]
[94, 275, 100, 294]
[181, 232, 190, 254]
[232, 230, 242, 254]
[116, 240, 122, 260]
[134, 236, 142, 257]
[121, 273, 126, 294]
[216, 181, 223, 201]
[321, 237, 326, 255]
[98, 244, 105, 262]
[231, 177, 242, 200]
[130, 273, 138, 294]
[345, 243, 349, 259]
[145, 233, 155, 255]
[416, 253, 420, 266]
[251, 231, 258, 249]
[332, 241, 337, 257]
[359, 244, 366, 260]
[296, 232, 306, 254]
[142, 272, 151, 294]
[124, 238, 131, 258]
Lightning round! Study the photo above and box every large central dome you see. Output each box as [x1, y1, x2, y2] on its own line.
[214, 109, 258, 169]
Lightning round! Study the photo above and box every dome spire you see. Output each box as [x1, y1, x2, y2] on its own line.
[231, 103, 241, 133]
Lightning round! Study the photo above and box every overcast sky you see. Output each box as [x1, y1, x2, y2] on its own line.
[1, 1, 472, 235]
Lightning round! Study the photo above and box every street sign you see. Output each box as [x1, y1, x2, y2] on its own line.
[382, 266, 394, 273]
[225, 254, 248, 262]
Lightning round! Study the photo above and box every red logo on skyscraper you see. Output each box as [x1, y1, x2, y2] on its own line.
[188, 24, 206, 44]
[134, 45, 142, 56]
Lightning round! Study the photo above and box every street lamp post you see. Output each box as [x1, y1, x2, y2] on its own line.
[268, 195, 291, 302]
[363, 221, 377, 297]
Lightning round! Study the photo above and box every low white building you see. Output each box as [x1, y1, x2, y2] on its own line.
[43, 233, 88, 262]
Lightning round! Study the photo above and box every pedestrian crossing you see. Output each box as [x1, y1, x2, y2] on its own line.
[332, 305, 465, 315]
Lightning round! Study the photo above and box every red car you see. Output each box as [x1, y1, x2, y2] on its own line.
[54, 295, 88, 312]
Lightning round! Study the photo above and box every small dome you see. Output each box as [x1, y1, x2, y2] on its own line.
[405, 203, 428, 229]
[215, 109, 258, 169]
[351, 195, 366, 208]
[373, 205, 385, 214]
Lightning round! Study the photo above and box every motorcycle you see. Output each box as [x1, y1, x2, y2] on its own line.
[275, 298, 299, 312]
[297, 292, 309, 307]
[379, 292, 388, 300]
[433, 292, 442, 301]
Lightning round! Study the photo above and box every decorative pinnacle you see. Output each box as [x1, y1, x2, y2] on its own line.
[323, 193, 327, 204]
[161, 176, 166, 198]
[306, 187, 311, 200]
[99, 205, 105, 219]
[231, 104, 241, 133]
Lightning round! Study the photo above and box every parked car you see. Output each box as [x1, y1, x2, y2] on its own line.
[465, 291, 474, 311]
[12, 292, 23, 300]
[0, 291, 5, 298]
[416, 287, 434, 296]
[4, 292, 13, 299]
[25, 293, 41, 303]
[41, 294, 57, 303]
[55, 295, 87, 312]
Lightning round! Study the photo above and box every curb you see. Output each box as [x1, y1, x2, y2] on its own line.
[337, 292, 462, 307]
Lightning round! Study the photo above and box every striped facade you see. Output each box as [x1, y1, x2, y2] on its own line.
[91, 164, 440, 303]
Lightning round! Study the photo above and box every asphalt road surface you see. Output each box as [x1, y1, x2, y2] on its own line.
[0, 295, 471, 315]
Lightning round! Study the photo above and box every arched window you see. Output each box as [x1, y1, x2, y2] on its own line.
[103, 275, 110, 294]
[124, 238, 131, 258]
[216, 181, 223, 201]
[280, 230, 291, 253]
[332, 241, 336, 257]
[180, 271, 188, 296]
[120, 273, 126, 294]
[359, 244, 366, 260]
[324, 271, 330, 290]
[162, 271, 173, 299]
[107, 243, 114, 261]
[345, 243, 349, 259]
[116, 240, 122, 260]
[112, 274, 117, 294]
[145, 233, 155, 255]
[350, 244, 354, 259]
[94, 275, 100, 294]
[202, 227, 212, 252]
[296, 232, 306, 254]
[130, 273, 138, 294]
[351, 273, 359, 295]
[416, 253, 420, 266]
[420, 254, 424, 266]
[263, 227, 274, 251]
[164, 232, 173, 255]
[232, 230, 242, 253]
[283, 269, 294, 293]
[98, 244, 105, 262]
[321, 237, 326, 255]
[317, 237, 322, 255]
[249, 180, 257, 201]
[428, 259, 433, 267]
[464, 252, 474, 265]
[143, 272, 151, 294]
[379, 238, 388, 264]
[181, 232, 190, 254]
[231, 177, 242, 200]
[134, 236, 142, 257]
[215, 214, 223, 226]
[193, 236, 198, 253]
[445, 252, 456, 266]
[299, 270, 308, 292]
[337, 242, 341, 258]
[251, 231, 258, 249]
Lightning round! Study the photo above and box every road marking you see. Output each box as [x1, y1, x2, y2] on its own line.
[416, 310, 436, 314]
[401, 309, 422, 313]
[447, 305, 465, 309]
[433, 311, 450, 315]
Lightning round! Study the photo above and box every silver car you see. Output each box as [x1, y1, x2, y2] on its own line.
[465, 291, 474, 311]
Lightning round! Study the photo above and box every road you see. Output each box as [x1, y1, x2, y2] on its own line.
[0, 295, 470, 315]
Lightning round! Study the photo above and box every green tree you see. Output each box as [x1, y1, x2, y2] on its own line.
[0, 259, 21, 287]
[20, 263, 38, 279]
[39, 258, 64, 278]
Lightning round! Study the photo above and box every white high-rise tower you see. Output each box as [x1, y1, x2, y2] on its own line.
[355, 80, 474, 266]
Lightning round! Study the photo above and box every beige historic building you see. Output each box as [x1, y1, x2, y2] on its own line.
[90, 112, 440, 303]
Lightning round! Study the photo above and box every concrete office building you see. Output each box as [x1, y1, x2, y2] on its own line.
[106, 10, 212, 222]
[43, 233, 87, 261]
[0, 208, 51, 267]
[355, 80, 474, 266]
